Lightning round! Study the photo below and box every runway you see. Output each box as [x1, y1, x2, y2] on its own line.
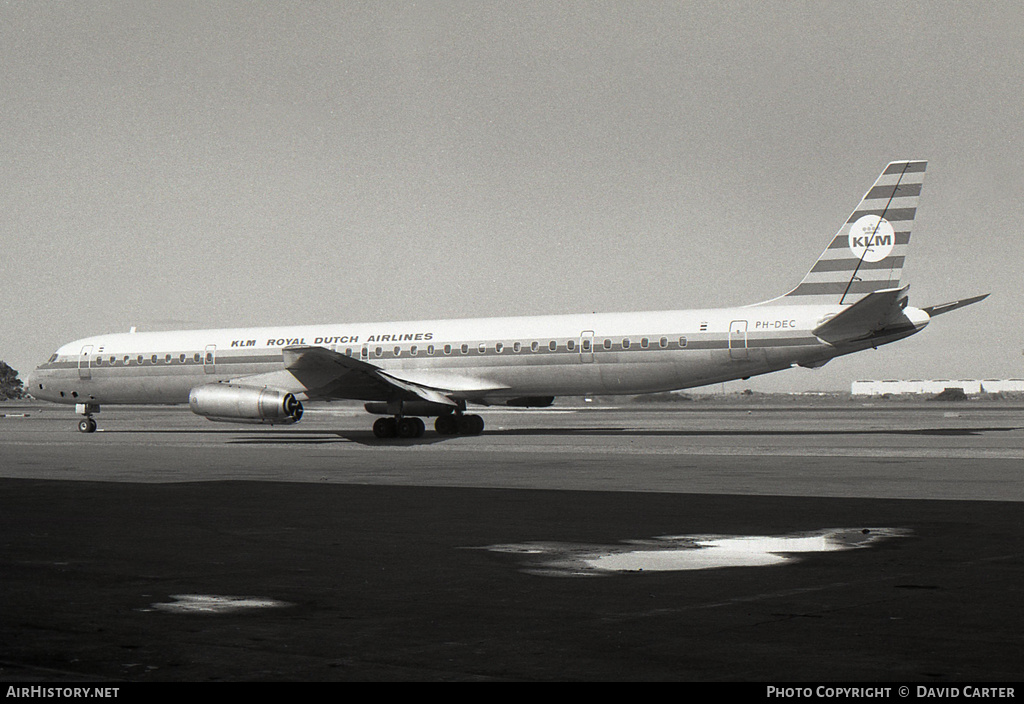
[1, 400, 1022, 681]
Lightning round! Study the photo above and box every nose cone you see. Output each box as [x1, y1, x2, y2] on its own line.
[25, 363, 55, 401]
[25, 368, 45, 399]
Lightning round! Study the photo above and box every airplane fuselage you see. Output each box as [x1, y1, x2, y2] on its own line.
[29, 303, 928, 408]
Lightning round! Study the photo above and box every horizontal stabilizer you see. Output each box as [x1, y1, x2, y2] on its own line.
[923, 294, 989, 318]
[812, 286, 910, 344]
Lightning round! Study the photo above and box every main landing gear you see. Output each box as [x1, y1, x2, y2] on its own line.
[434, 413, 485, 436]
[373, 416, 426, 439]
[371, 413, 485, 439]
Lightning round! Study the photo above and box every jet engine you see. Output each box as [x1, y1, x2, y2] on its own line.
[189, 384, 304, 425]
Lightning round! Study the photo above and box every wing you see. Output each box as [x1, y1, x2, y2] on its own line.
[281, 345, 457, 406]
[226, 345, 505, 408]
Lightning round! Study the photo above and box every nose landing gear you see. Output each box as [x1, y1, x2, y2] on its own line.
[75, 403, 100, 433]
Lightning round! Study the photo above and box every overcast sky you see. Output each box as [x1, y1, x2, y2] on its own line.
[2, 1, 1021, 392]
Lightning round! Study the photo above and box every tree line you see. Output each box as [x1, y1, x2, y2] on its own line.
[1, 361, 25, 400]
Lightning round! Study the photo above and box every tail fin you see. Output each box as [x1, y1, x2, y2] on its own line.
[766, 160, 926, 307]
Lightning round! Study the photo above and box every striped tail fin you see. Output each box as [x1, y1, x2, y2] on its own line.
[768, 160, 926, 306]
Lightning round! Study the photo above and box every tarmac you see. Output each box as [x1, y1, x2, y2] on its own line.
[1, 399, 1022, 681]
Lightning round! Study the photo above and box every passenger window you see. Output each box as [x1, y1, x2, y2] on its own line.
[531, 341, 539, 352]
[478, 343, 486, 354]
[548, 340, 557, 351]
[165, 354, 172, 363]
[461, 344, 469, 354]
[622, 339, 631, 349]
[444, 344, 452, 355]
[151, 355, 158, 364]
[179, 354, 186, 363]
[123, 355, 131, 364]
[410, 346, 418, 356]
[427, 345, 435, 355]
[495, 342, 504, 353]
[193, 353, 201, 363]
[640, 338, 649, 349]
[582, 339, 591, 351]
[567, 340, 575, 351]
[603, 339, 611, 350]
[137, 355, 144, 364]
[660, 337, 668, 348]
[679, 336, 688, 348]
[374, 347, 383, 357]
[393, 346, 401, 357]
[513, 342, 522, 353]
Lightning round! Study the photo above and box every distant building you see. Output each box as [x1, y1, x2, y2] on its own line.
[851, 379, 1024, 395]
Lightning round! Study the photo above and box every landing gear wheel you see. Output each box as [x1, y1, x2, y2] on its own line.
[397, 417, 425, 439]
[372, 417, 397, 438]
[78, 418, 97, 433]
[434, 414, 459, 435]
[457, 414, 485, 435]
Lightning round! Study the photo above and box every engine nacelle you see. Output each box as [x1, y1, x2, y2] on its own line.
[189, 384, 304, 425]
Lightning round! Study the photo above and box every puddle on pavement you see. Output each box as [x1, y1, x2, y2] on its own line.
[480, 528, 910, 577]
[144, 594, 292, 613]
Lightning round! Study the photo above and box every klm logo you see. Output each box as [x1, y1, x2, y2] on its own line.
[848, 215, 896, 263]
[850, 233, 892, 249]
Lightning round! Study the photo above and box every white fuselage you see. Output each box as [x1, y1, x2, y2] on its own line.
[28, 303, 926, 408]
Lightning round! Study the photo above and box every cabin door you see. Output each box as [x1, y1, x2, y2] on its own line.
[580, 330, 595, 363]
[78, 345, 93, 380]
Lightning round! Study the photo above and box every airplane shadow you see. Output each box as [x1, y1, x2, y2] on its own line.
[227, 431, 456, 447]
[96, 427, 457, 445]
[98, 425, 1022, 445]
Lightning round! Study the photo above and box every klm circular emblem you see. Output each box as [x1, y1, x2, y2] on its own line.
[848, 215, 895, 263]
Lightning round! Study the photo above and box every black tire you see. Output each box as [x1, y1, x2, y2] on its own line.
[435, 414, 458, 435]
[373, 417, 397, 438]
[397, 417, 421, 439]
[457, 414, 485, 435]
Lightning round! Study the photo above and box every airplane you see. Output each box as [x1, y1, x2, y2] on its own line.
[28, 160, 988, 438]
